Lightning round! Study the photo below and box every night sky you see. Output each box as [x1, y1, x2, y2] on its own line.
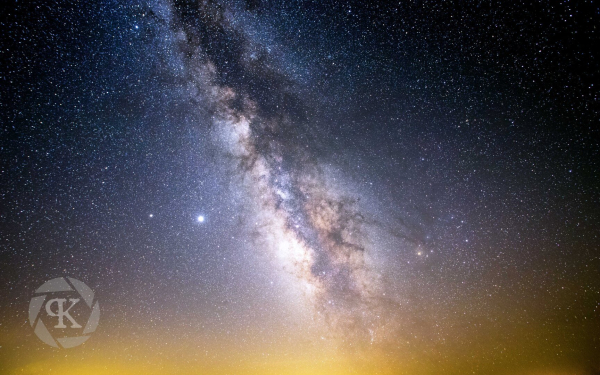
[1, 0, 599, 374]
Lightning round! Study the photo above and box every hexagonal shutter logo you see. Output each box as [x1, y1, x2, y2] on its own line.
[29, 277, 100, 348]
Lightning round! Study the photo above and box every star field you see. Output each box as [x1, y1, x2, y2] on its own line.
[1, 0, 599, 374]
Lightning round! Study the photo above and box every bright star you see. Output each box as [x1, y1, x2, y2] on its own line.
[149, 214, 153, 218]
[197, 215, 205, 223]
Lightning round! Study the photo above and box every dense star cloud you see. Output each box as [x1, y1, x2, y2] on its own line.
[162, 1, 414, 347]
[0, 0, 599, 374]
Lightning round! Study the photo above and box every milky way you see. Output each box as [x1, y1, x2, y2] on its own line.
[159, 0, 395, 344]
[1, 0, 599, 374]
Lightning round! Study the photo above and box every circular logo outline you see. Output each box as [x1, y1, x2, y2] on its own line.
[29, 277, 100, 348]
